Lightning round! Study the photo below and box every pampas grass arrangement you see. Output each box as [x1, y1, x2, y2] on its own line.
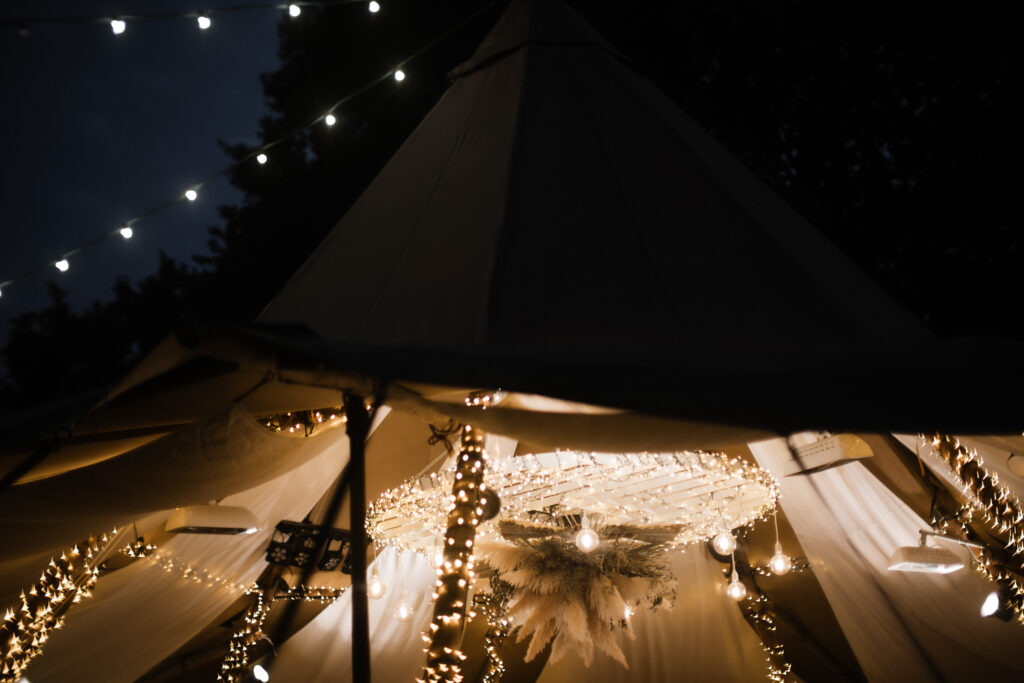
[477, 520, 677, 668]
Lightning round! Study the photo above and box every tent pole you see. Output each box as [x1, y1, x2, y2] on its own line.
[344, 392, 372, 683]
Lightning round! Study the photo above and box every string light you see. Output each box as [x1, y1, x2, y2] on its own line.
[119, 225, 133, 239]
[394, 69, 406, 81]
[1, 1, 501, 301]
[288, 4, 302, 18]
[54, 259, 69, 272]
[369, 1, 381, 13]
[256, 153, 268, 165]
[110, 18, 126, 35]
[197, 14, 212, 30]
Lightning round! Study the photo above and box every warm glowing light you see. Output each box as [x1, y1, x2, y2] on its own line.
[184, 189, 198, 201]
[119, 226, 133, 239]
[197, 14, 211, 30]
[55, 259, 69, 272]
[256, 153, 268, 164]
[575, 528, 599, 553]
[712, 530, 736, 555]
[726, 572, 747, 601]
[253, 664, 270, 682]
[288, 4, 301, 17]
[325, 113, 337, 126]
[394, 69, 405, 82]
[768, 542, 792, 575]
[368, 570, 387, 599]
[110, 18, 126, 35]
[981, 591, 1000, 617]
[368, 1, 381, 13]
[396, 592, 413, 621]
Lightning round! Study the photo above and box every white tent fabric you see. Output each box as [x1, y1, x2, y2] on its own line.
[750, 436, 1024, 682]
[21, 423, 351, 683]
[536, 546, 770, 683]
[0, 404, 348, 561]
[269, 547, 437, 683]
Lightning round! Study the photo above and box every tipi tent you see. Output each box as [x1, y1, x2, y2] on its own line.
[2, 1, 1024, 682]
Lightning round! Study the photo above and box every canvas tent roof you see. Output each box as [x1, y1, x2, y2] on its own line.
[4, 1, 1024, 682]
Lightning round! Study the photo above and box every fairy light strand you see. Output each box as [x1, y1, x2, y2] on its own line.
[0, 0, 499, 298]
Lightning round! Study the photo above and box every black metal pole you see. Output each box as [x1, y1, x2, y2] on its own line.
[344, 392, 371, 683]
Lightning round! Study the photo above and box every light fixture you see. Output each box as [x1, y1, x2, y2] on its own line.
[325, 113, 337, 126]
[253, 664, 270, 682]
[55, 259, 70, 272]
[395, 590, 413, 621]
[394, 69, 405, 82]
[368, 566, 387, 599]
[712, 530, 736, 556]
[575, 515, 599, 553]
[197, 14, 211, 30]
[981, 588, 1014, 621]
[110, 18, 126, 35]
[165, 505, 259, 535]
[184, 188, 198, 201]
[768, 513, 792, 575]
[726, 554, 747, 601]
[256, 153, 268, 164]
[287, 4, 301, 17]
[368, 1, 381, 13]
[888, 532, 965, 574]
[119, 225, 133, 239]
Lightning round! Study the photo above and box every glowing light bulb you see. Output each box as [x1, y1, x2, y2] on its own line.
[119, 226, 133, 239]
[197, 15, 211, 30]
[431, 550, 444, 570]
[184, 189, 198, 201]
[253, 664, 270, 682]
[575, 528, 599, 553]
[981, 591, 1000, 617]
[110, 18, 126, 35]
[256, 153, 268, 165]
[394, 69, 405, 82]
[712, 530, 736, 555]
[368, 1, 381, 13]
[769, 542, 792, 575]
[55, 259, 69, 272]
[288, 4, 301, 17]
[624, 606, 634, 620]
[396, 591, 413, 622]
[368, 570, 387, 599]
[726, 570, 747, 601]
[325, 113, 337, 126]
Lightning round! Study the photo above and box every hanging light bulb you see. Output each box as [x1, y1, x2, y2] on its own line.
[324, 113, 337, 126]
[184, 188, 198, 201]
[288, 4, 301, 17]
[197, 14, 211, 30]
[395, 590, 413, 622]
[712, 530, 736, 555]
[575, 515, 600, 553]
[726, 554, 747, 600]
[55, 259, 70, 272]
[769, 542, 793, 575]
[256, 153, 268, 165]
[119, 225, 133, 239]
[768, 513, 791, 575]
[394, 69, 406, 82]
[253, 664, 270, 682]
[368, 1, 381, 13]
[110, 18, 126, 35]
[368, 567, 387, 599]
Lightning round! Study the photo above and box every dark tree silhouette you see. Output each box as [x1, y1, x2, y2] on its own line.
[3, 0, 1020, 413]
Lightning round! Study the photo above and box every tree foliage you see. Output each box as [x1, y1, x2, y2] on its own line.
[3, 0, 1019, 412]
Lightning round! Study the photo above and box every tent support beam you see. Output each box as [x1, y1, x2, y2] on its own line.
[344, 392, 372, 683]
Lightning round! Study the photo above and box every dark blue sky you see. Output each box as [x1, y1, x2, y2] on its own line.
[0, 2, 283, 342]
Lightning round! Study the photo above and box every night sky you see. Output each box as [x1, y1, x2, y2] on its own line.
[0, 1, 282, 343]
